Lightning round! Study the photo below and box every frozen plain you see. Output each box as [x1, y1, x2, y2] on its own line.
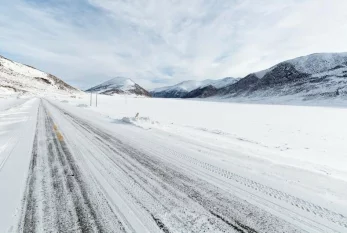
[0, 94, 346, 232]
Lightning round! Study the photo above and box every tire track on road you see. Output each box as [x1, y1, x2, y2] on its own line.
[48, 100, 304, 233]
[17, 101, 126, 233]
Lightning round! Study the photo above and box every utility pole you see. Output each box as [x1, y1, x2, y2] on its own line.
[96, 93, 98, 107]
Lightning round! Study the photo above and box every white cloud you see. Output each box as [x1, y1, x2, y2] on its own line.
[0, 0, 346, 89]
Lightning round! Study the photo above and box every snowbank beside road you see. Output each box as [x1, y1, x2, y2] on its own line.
[0, 97, 27, 111]
[0, 98, 39, 232]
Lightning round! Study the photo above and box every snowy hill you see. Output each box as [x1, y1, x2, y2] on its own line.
[151, 77, 238, 98]
[0, 55, 80, 96]
[86, 77, 150, 96]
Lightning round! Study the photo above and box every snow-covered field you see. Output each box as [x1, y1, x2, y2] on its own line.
[60, 94, 347, 179]
[52, 94, 347, 230]
[1, 94, 347, 232]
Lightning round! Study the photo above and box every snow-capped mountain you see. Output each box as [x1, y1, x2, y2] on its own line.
[86, 77, 150, 96]
[210, 77, 241, 88]
[151, 77, 238, 98]
[0, 55, 80, 96]
[151, 80, 212, 98]
[160, 52, 347, 100]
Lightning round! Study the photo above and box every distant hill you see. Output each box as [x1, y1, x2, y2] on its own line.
[86, 77, 150, 97]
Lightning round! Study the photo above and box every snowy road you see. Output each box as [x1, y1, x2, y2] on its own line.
[1, 98, 347, 232]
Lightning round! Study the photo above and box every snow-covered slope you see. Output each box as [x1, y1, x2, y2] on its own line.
[151, 77, 238, 98]
[255, 52, 347, 78]
[0, 55, 80, 96]
[174, 52, 347, 101]
[217, 52, 347, 100]
[86, 77, 150, 96]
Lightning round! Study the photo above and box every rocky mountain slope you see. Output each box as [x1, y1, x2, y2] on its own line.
[215, 53, 347, 100]
[0, 55, 80, 96]
[151, 77, 238, 98]
[86, 77, 150, 96]
[156, 52, 347, 101]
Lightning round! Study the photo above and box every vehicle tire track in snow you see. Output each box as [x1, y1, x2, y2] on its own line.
[47, 102, 234, 232]
[17, 101, 126, 233]
[18, 114, 39, 233]
[46, 100, 305, 233]
[170, 148, 347, 228]
[119, 130, 347, 232]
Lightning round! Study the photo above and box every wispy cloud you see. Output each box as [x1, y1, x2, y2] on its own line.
[1, 0, 347, 89]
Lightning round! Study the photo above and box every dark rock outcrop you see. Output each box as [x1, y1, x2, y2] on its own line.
[183, 85, 218, 98]
[217, 74, 259, 96]
[252, 63, 309, 91]
[151, 90, 187, 98]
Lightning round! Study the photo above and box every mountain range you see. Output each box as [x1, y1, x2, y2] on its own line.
[151, 77, 239, 98]
[151, 52, 347, 100]
[1, 52, 347, 102]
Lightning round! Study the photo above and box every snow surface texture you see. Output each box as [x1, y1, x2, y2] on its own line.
[0, 97, 27, 111]
[120, 116, 159, 130]
[0, 55, 80, 96]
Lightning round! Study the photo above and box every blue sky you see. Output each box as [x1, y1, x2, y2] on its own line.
[1, 0, 347, 89]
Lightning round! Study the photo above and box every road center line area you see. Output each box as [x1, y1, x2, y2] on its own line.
[1, 98, 346, 233]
